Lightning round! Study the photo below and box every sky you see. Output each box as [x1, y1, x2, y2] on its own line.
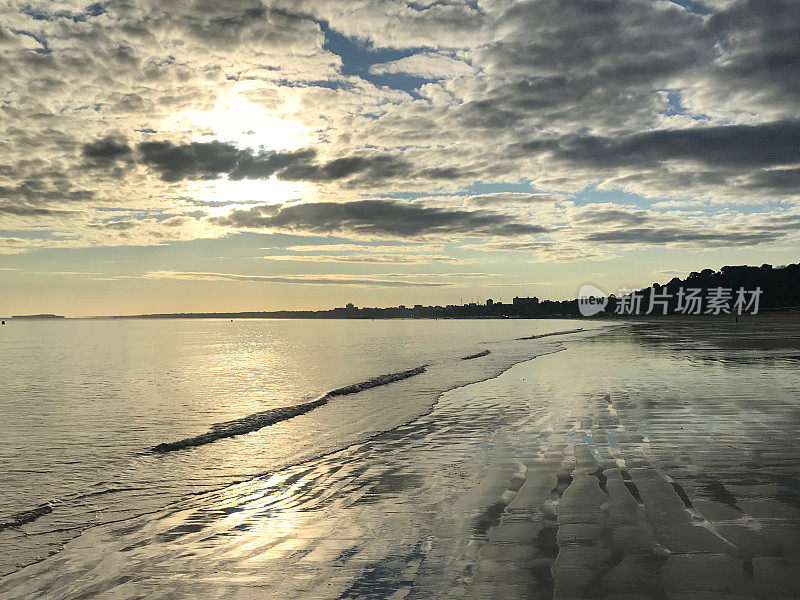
[1, 0, 799, 316]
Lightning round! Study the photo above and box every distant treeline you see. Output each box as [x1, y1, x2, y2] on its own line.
[606, 262, 800, 316]
[533, 262, 800, 317]
[101, 263, 799, 320]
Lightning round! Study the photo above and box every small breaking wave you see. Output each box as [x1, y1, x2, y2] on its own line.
[517, 327, 584, 340]
[461, 349, 490, 360]
[151, 365, 427, 453]
[0, 504, 53, 532]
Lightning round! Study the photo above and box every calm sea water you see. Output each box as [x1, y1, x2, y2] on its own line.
[2, 316, 800, 598]
[0, 318, 597, 575]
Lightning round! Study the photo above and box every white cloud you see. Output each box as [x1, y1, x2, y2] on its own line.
[370, 52, 475, 78]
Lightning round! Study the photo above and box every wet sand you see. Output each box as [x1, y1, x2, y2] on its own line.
[2, 318, 800, 599]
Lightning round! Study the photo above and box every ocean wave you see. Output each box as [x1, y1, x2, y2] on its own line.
[517, 327, 584, 340]
[151, 365, 427, 453]
[461, 349, 491, 360]
[0, 504, 53, 532]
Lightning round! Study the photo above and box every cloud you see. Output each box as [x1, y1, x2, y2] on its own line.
[687, 0, 800, 120]
[582, 227, 781, 246]
[572, 208, 650, 227]
[260, 254, 471, 264]
[521, 120, 800, 170]
[137, 142, 319, 183]
[450, 0, 712, 135]
[210, 199, 549, 238]
[281, 243, 444, 253]
[142, 270, 454, 287]
[0, 205, 75, 216]
[278, 154, 416, 183]
[0, 236, 30, 254]
[480, 281, 571, 288]
[463, 240, 610, 263]
[740, 167, 800, 193]
[264, 242, 457, 264]
[89, 220, 139, 231]
[0, 181, 93, 205]
[82, 137, 131, 166]
[653, 269, 690, 277]
[369, 52, 475, 78]
[465, 193, 560, 207]
[1, 0, 799, 266]
[133, 140, 463, 186]
[570, 203, 800, 248]
[138, 141, 244, 182]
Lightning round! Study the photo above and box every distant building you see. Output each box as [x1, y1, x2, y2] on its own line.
[513, 296, 539, 309]
[486, 299, 494, 307]
[413, 304, 423, 310]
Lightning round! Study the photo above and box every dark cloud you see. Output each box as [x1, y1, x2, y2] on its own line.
[210, 199, 549, 238]
[753, 213, 800, 232]
[573, 208, 650, 227]
[277, 154, 414, 183]
[82, 137, 131, 166]
[484, 0, 708, 81]
[184, 3, 317, 49]
[0, 205, 73, 216]
[0, 180, 87, 217]
[134, 141, 453, 185]
[518, 120, 800, 170]
[0, 181, 94, 203]
[138, 141, 242, 182]
[742, 168, 800, 193]
[573, 203, 800, 248]
[229, 149, 317, 180]
[705, 0, 800, 114]
[457, 0, 711, 131]
[582, 227, 781, 246]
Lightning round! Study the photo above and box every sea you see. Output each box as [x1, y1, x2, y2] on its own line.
[1, 316, 799, 599]
[0, 318, 594, 576]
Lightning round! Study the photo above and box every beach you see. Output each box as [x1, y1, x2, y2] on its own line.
[1, 316, 800, 598]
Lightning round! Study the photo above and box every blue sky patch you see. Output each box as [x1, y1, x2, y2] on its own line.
[322, 23, 435, 97]
[666, 0, 713, 15]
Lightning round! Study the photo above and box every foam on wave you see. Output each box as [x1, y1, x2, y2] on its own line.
[517, 327, 584, 340]
[461, 349, 491, 360]
[151, 365, 427, 453]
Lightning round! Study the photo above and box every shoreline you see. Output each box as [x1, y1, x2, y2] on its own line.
[3, 307, 798, 321]
[3, 319, 799, 598]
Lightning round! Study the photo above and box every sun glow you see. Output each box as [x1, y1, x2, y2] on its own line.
[169, 94, 313, 152]
[188, 177, 310, 214]
[169, 92, 316, 210]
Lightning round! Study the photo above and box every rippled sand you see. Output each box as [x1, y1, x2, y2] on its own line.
[3, 317, 800, 599]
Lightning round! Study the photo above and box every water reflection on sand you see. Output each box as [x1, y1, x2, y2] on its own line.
[3, 318, 800, 599]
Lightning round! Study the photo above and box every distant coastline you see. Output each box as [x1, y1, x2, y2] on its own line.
[86, 262, 800, 319]
[6, 263, 799, 321]
[86, 306, 799, 321]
